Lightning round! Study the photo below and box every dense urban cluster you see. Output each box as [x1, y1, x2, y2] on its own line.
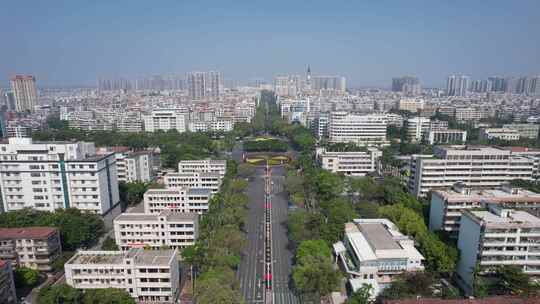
[0, 67, 539, 304]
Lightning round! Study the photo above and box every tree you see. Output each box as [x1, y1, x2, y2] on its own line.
[195, 268, 244, 304]
[14, 267, 39, 288]
[347, 284, 373, 304]
[230, 178, 248, 193]
[101, 236, 119, 250]
[237, 163, 256, 178]
[492, 265, 536, 296]
[315, 170, 344, 201]
[378, 272, 436, 300]
[82, 288, 135, 304]
[293, 240, 340, 299]
[37, 284, 82, 304]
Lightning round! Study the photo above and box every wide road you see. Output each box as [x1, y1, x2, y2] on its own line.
[237, 166, 266, 303]
[270, 166, 299, 304]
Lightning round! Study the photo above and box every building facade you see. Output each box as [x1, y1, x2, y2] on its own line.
[164, 172, 221, 194]
[0, 227, 61, 271]
[479, 128, 520, 141]
[65, 248, 179, 303]
[143, 188, 211, 214]
[0, 138, 120, 225]
[10, 75, 38, 112]
[429, 183, 540, 237]
[426, 130, 467, 145]
[503, 123, 540, 140]
[114, 211, 198, 251]
[142, 109, 187, 133]
[316, 147, 381, 176]
[177, 159, 226, 178]
[408, 146, 534, 197]
[328, 112, 388, 146]
[456, 206, 540, 294]
[115, 151, 153, 183]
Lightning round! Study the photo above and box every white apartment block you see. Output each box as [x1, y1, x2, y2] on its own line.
[65, 248, 179, 304]
[427, 129, 467, 145]
[142, 109, 187, 133]
[0, 227, 61, 271]
[115, 151, 153, 183]
[507, 147, 540, 179]
[408, 146, 534, 197]
[429, 183, 540, 237]
[178, 159, 226, 178]
[0, 138, 121, 226]
[398, 98, 424, 113]
[456, 206, 540, 295]
[479, 128, 520, 141]
[316, 147, 381, 177]
[114, 211, 198, 251]
[503, 123, 540, 139]
[333, 219, 424, 297]
[143, 188, 212, 214]
[455, 107, 489, 122]
[328, 112, 388, 146]
[164, 172, 221, 194]
[406, 117, 431, 142]
[187, 119, 233, 132]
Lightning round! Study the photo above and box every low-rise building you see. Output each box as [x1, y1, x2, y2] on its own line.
[408, 146, 534, 197]
[316, 147, 381, 176]
[456, 206, 540, 295]
[328, 112, 388, 146]
[0, 260, 16, 304]
[503, 123, 540, 139]
[429, 183, 540, 237]
[178, 159, 226, 178]
[0, 227, 61, 271]
[406, 117, 431, 142]
[143, 188, 211, 214]
[65, 248, 179, 303]
[333, 219, 424, 297]
[115, 151, 154, 183]
[479, 128, 520, 141]
[142, 109, 187, 133]
[114, 211, 198, 251]
[426, 129, 467, 144]
[164, 172, 221, 194]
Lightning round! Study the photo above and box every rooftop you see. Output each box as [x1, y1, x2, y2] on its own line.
[0, 227, 58, 240]
[115, 211, 198, 222]
[68, 248, 176, 266]
[383, 296, 540, 304]
[358, 223, 401, 250]
[468, 209, 540, 228]
[433, 185, 540, 203]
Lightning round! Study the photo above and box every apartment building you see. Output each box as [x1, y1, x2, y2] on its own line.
[455, 107, 489, 122]
[397, 98, 424, 113]
[65, 248, 179, 303]
[114, 211, 198, 251]
[479, 128, 520, 141]
[316, 147, 381, 176]
[408, 146, 534, 197]
[115, 151, 153, 183]
[456, 206, 540, 294]
[178, 159, 227, 178]
[426, 129, 467, 145]
[429, 183, 540, 237]
[328, 112, 388, 146]
[505, 147, 540, 179]
[142, 109, 187, 133]
[143, 188, 211, 214]
[0, 138, 121, 225]
[406, 117, 431, 142]
[333, 219, 424, 297]
[187, 119, 233, 132]
[503, 123, 540, 139]
[0, 260, 16, 304]
[0, 227, 61, 271]
[164, 172, 221, 193]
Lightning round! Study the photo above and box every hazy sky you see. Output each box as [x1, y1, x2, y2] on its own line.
[2, 0, 539, 87]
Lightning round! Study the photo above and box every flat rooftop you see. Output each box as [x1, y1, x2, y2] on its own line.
[115, 211, 197, 222]
[469, 210, 540, 227]
[0, 227, 58, 240]
[69, 248, 175, 266]
[358, 223, 401, 250]
[434, 186, 540, 203]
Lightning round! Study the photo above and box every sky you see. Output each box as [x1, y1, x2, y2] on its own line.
[1, 0, 539, 88]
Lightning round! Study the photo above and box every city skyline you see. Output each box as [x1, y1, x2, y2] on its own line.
[2, 0, 540, 87]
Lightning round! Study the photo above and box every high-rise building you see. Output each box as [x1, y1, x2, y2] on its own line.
[446, 75, 469, 96]
[311, 76, 346, 93]
[97, 77, 132, 91]
[186, 71, 222, 99]
[4, 92, 16, 111]
[503, 76, 517, 94]
[10, 75, 38, 112]
[273, 75, 302, 96]
[487, 76, 505, 92]
[392, 76, 421, 96]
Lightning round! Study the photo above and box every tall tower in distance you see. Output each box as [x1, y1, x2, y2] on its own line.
[10, 75, 38, 112]
[306, 65, 312, 90]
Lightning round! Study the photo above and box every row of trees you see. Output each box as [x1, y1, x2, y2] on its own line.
[38, 285, 134, 304]
[181, 160, 248, 303]
[243, 138, 288, 152]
